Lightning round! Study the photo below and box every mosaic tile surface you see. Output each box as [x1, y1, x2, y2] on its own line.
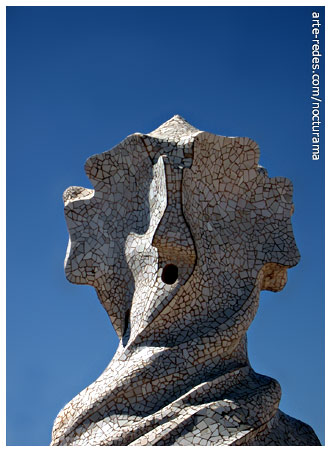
[51, 115, 320, 446]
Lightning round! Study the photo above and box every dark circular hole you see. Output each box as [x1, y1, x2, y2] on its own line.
[161, 264, 178, 285]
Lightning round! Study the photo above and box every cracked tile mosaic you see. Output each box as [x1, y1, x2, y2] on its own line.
[51, 115, 320, 446]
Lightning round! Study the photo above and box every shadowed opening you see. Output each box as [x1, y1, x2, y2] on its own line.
[124, 309, 130, 335]
[161, 264, 178, 284]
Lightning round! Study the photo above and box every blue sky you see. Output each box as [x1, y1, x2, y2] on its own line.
[6, 6, 325, 446]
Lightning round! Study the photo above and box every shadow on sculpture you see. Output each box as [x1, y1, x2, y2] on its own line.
[51, 115, 320, 446]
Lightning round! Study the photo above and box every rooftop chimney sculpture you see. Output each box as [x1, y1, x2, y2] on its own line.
[51, 115, 320, 446]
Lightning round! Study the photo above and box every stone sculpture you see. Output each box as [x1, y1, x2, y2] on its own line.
[51, 115, 320, 446]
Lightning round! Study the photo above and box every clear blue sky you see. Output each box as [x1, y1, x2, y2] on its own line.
[6, 6, 325, 446]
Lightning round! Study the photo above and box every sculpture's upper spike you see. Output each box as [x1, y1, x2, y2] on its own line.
[148, 114, 201, 142]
